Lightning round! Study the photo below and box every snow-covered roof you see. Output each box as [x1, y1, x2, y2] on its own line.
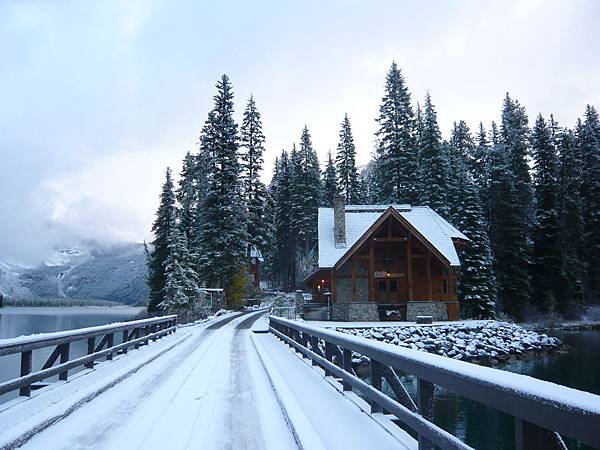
[318, 205, 468, 268]
[248, 245, 264, 262]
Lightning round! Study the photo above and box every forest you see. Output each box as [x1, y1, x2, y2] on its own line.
[147, 62, 600, 322]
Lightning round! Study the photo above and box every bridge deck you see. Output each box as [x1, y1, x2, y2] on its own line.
[2, 311, 412, 450]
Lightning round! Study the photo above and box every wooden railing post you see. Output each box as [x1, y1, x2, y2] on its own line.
[85, 337, 95, 368]
[342, 349, 352, 391]
[134, 328, 141, 349]
[19, 350, 32, 396]
[58, 343, 70, 381]
[106, 333, 114, 360]
[370, 359, 383, 413]
[310, 336, 319, 366]
[122, 330, 129, 354]
[417, 378, 435, 450]
[324, 342, 334, 377]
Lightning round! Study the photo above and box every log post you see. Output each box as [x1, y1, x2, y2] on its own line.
[19, 350, 32, 396]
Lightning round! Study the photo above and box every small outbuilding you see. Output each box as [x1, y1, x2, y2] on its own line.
[304, 198, 468, 321]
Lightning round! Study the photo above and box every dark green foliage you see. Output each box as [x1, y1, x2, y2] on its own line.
[557, 129, 586, 314]
[197, 75, 247, 289]
[335, 114, 361, 203]
[373, 62, 419, 204]
[147, 168, 177, 312]
[322, 150, 338, 207]
[530, 114, 562, 313]
[447, 120, 475, 223]
[418, 92, 448, 216]
[240, 95, 268, 252]
[290, 126, 322, 253]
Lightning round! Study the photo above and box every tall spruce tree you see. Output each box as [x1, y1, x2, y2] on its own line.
[530, 114, 561, 313]
[197, 75, 247, 290]
[557, 129, 586, 314]
[373, 62, 419, 204]
[470, 123, 492, 220]
[447, 120, 475, 223]
[322, 150, 338, 207]
[161, 226, 201, 321]
[335, 114, 361, 203]
[240, 95, 268, 252]
[453, 159, 496, 319]
[290, 127, 322, 255]
[578, 105, 600, 302]
[488, 141, 530, 320]
[147, 168, 177, 313]
[418, 92, 448, 216]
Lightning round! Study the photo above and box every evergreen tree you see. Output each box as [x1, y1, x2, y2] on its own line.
[335, 114, 361, 203]
[501, 94, 533, 220]
[322, 150, 338, 207]
[290, 126, 322, 255]
[447, 120, 475, 223]
[418, 92, 448, 215]
[147, 168, 177, 313]
[578, 105, 600, 301]
[530, 114, 561, 313]
[197, 75, 247, 289]
[557, 129, 586, 314]
[240, 95, 268, 252]
[470, 123, 492, 220]
[270, 150, 295, 289]
[161, 226, 201, 321]
[453, 160, 496, 319]
[488, 142, 530, 320]
[177, 152, 199, 245]
[373, 62, 419, 204]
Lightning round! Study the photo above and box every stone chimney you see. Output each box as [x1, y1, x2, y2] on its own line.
[333, 195, 346, 248]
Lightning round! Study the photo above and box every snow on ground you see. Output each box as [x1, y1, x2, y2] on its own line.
[7, 311, 296, 450]
[336, 320, 561, 362]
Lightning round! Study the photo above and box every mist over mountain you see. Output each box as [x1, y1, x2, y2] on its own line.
[0, 242, 149, 305]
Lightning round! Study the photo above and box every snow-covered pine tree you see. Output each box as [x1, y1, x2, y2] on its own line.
[147, 168, 177, 313]
[240, 95, 268, 252]
[322, 150, 338, 207]
[557, 129, 586, 314]
[578, 105, 600, 302]
[197, 75, 247, 291]
[335, 114, 361, 203]
[446, 120, 475, 223]
[373, 62, 419, 204]
[488, 141, 530, 321]
[470, 123, 492, 221]
[161, 226, 201, 321]
[418, 92, 448, 216]
[290, 126, 322, 256]
[453, 158, 496, 319]
[177, 152, 199, 244]
[270, 150, 295, 289]
[501, 94, 533, 221]
[530, 114, 561, 313]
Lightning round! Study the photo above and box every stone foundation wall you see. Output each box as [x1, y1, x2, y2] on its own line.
[406, 301, 448, 321]
[348, 303, 379, 321]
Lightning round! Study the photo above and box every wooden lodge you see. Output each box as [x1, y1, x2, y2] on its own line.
[304, 198, 468, 321]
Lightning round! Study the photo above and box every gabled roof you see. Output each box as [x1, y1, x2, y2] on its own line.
[248, 244, 264, 262]
[318, 205, 468, 268]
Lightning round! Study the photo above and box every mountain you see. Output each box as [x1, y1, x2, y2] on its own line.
[0, 243, 149, 305]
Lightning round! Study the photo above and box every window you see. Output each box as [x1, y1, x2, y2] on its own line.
[378, 280, 387, 292]
[389, 280, 398, 293]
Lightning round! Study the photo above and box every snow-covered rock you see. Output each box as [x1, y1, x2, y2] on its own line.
[336, 321, 561, 362]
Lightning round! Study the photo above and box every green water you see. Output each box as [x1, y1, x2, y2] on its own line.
[414, 330, 600, 449]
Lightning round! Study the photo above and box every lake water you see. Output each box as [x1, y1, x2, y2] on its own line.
[0, 306, 144, 404]
[401, 330, 600, 450]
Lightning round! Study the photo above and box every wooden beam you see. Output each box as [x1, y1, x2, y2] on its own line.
[372, 237, 408, 242]
[426, 252, 432, 301]
[407, 233, 413, 301]
[331, 269, 336, 304]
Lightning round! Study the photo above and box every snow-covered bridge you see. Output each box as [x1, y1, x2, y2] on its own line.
[0, 311, 412, 450]
[1, 311, 600, 450]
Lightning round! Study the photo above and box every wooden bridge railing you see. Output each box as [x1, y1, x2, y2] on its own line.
[269, 316, 600, 450]
[0, 315, 177, 398]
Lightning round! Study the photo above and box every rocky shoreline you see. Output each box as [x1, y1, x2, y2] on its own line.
[338, 321, 562, 364]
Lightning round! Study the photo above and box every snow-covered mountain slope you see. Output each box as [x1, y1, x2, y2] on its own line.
[0, 243, 149, 305]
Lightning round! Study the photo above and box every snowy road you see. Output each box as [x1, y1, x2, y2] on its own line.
[19, 311, 296, 450]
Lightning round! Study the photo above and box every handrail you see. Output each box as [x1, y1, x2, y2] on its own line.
[0, 315, 178, 398]
[269, 315, 600, 450]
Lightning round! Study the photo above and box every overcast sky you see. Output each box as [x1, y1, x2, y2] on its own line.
[1, 0, 599, 265]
